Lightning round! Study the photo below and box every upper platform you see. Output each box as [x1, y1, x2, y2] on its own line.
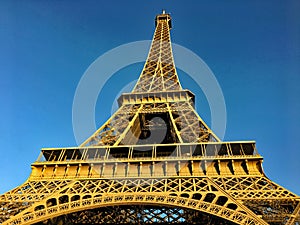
[117, 90, 195, 106]
[155, 10, 172, 28]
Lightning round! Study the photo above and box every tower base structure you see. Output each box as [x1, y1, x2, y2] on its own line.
[1, 11, 299, 225]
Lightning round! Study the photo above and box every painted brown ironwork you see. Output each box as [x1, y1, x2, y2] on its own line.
[1, 11, 299, 225]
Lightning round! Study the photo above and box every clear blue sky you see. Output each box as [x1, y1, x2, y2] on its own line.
[0, 1, 299, 195]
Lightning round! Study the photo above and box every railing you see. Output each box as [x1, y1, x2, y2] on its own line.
[36, 141, 259, 163]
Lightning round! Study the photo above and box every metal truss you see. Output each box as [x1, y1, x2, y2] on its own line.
[81, 100, 219, 147]
[0, 177, 270, 225]
[1, 11, 299, 225]
[1, 175, 299, 224]
[133, 13, 181, 93]
[58, 206, 238, 224]
[80, 11, 219, 148]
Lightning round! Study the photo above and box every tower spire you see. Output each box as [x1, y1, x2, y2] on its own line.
[79, 12, 220, 147]
[133, 11, 177, 92]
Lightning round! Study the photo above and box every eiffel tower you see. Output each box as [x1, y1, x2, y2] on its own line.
[1, 11, 299, 225]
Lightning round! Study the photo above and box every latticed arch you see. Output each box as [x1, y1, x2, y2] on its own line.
[34, 205, 241, 225]
[8, 193, 267, 225]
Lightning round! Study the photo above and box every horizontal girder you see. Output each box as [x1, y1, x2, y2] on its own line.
[1, 177, 299, 224]
[1, 177, 271, 225]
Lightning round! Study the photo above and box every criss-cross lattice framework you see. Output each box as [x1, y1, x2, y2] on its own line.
[1, 11, 299, 225]
[80, 12, 219, 148]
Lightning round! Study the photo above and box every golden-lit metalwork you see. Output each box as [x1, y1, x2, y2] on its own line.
[0, 11, 299, 225]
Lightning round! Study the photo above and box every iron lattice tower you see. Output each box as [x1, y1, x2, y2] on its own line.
[1, 11, 299, 225]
